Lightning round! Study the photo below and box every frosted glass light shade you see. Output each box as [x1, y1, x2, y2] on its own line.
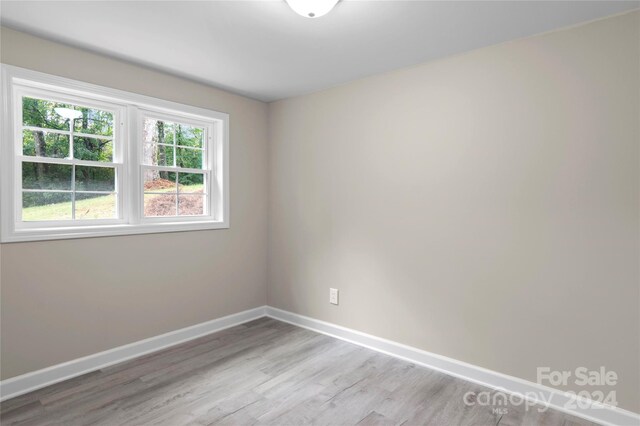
[285, 0, 339, 18]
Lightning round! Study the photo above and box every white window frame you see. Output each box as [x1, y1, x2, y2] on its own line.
[15, 85, 127, 228]
[0, 65, 230, 243]
[137, 109, 216, 224]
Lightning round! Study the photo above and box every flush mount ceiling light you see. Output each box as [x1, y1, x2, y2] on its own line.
[54, 107, 82, 120]
[285, 0, 340, 18]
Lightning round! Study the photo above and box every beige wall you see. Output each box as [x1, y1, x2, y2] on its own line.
[0, 28, 269, 379]
[268, 12, 640, 412]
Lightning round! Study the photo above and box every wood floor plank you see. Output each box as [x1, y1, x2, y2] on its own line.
[496, 399, 598, 426]
[0, 319, 600, 426]
[356, 411, 397, 426]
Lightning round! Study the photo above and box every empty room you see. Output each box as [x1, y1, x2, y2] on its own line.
[0, 0, 638, 425]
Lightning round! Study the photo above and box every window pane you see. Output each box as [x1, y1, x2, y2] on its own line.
[22, 97, 72, 131]
[22, 162, 72, 190]
[22, 130, 69, 158]
[75, 166, 115, 191]
[176, 124, 203, 148]
[23, 97, 113, 137]
[178, 194, 205, 216]
[164, 123, 175, 145]
[178, 173, 204, 193]
[143, 118, 175, 145]
[75, 193, 116, 220]
[73, 107, 113, 137]
[144, 193, 177, 217]
[143, 144, 174, 167]
[144, 170, 176, 191]
[74, 136, 113, 162]
[22, 192, 72, 221]
[176, 147, 202, 169]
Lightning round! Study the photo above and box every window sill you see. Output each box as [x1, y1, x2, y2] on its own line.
[1, 220, 229, 243]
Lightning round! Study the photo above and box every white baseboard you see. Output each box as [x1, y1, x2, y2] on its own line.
[0, 306, 267, 402]
[1, 305, 638, 426]
[265, 306, 640, 426]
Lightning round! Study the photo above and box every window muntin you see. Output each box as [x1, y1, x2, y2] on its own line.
[1, 65, 229, 242]
[18, 91, 121, 223]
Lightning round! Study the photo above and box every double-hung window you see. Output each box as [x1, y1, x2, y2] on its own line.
[140, 112, 213, 220]
[18, 91, 124, 224]
[1, 65, 229, 242]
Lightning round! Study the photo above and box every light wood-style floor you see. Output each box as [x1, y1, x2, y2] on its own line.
[1, 318, 597, 426]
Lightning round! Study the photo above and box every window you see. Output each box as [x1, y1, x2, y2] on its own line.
[19, 93, 122, 223]
[1, 65, 229, 242]
[140, 113, 211, 219]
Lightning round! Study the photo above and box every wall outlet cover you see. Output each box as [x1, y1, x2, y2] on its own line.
[329, 288, 339, 305]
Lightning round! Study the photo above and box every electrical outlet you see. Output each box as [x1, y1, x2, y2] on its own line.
[329, 288, 339, 305]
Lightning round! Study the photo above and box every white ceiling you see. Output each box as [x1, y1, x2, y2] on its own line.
[1, 1, 638, 102]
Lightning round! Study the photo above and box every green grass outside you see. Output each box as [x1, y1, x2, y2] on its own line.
[22, 184, 203, 221]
